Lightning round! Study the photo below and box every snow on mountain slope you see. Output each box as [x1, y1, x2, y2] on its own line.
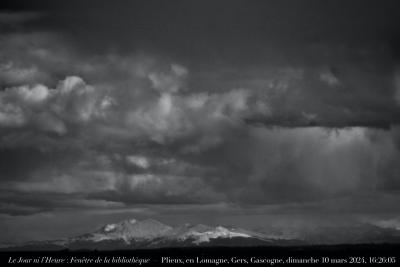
[71, 218, 260, 245]
[3, 218, 304, 250]
[4, 218, 400, 251]
[72, 218, 173, 244]
[64, 218, 277, 248]
[181, 226, 252, 244]
[171, 224, 251, 244]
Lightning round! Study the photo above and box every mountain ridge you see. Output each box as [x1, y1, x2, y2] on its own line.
[5, 217, 400, 251]
[3, 218, 301, 251]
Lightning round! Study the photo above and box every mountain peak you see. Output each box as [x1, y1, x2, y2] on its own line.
[128, 218, 137, 224]
[94, 218, 173, 243]
[102, 218, 137, 232]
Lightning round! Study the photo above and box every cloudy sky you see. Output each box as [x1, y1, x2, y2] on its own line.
[1, 0, 400, 244]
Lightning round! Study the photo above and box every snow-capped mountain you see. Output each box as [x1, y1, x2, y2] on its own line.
[74, 218, 174, 244]
[4, 217, 400, 251]
[4, 218, 301, 250]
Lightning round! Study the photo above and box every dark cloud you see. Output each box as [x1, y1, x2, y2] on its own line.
[1, 0, 400, 244]
[0, 11, 43, 34]
[1, 31, 400, 211]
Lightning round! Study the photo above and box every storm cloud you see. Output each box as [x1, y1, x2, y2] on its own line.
[1, 0, 400, 244]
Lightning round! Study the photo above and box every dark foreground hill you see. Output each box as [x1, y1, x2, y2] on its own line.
[1, 244, 399, 265]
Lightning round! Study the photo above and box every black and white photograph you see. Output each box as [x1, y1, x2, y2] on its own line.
[1, 0, 400, 265]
